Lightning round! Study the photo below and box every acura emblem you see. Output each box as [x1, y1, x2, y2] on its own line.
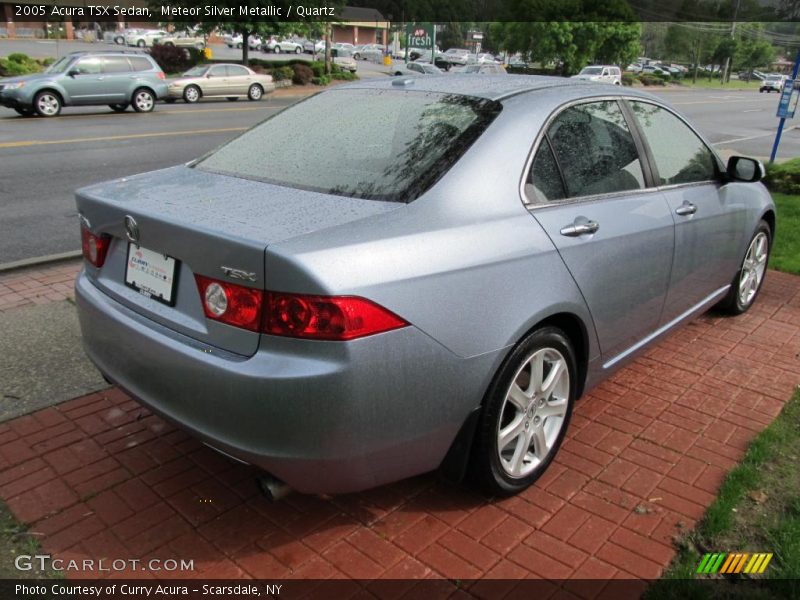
[124, 215, 139, 244]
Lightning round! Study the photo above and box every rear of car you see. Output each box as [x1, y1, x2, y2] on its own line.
[760, 77, 784, 93]
[74, 86, 505, 493]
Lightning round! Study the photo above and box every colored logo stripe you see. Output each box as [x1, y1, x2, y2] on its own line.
[697, 553, 773, 574]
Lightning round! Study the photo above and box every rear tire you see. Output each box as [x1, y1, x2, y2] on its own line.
[716, 220, 771, 315]
[137, 39, 146, 48]
[108, 103, 129, 112]
[247, 84, 263, 101]
[275, 46, 282, 54]
[131, 88, 155, 113]
[470, 327, 576, 497]
[183, 85, 201, 104]
[295, 47, 301, 54]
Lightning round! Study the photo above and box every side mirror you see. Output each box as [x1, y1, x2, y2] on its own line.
[68, 69, 80, 77]
[727, 156, 765, 183]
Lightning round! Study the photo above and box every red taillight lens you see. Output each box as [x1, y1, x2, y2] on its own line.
[264, 292, 407, 340]
[80, 225, 110, 268]
[195, 275, 263, 332]
[157, 71, 166, 80]
[194, 277, 407, 340]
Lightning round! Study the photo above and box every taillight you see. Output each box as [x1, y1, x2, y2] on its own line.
[195, 275, 263, 332]
[264, 292, 407, 340]
[80, 225, 110, 268]
[157, 71, 166, 80]
[193, 276, 407, 340]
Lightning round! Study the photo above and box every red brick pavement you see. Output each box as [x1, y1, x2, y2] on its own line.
[0, 260, 799, 587]
[0, 260, 79, 312]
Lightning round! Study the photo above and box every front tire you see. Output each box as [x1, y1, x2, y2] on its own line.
[137, 39, 146, 48]
[183, 85, 201, 104]
[33, 91, 61, 117]
[247, 84, 263, 101]
[716, 220, 771, 315]
[295, 46, 301, 54]
[274, 46, 282, 54]
[470, 327, 576, 496]
[131, 88, 155, 112]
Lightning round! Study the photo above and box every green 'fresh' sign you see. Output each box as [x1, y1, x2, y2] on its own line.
[405, 22, 434, 50]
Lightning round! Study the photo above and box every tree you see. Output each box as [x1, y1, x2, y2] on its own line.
[491, 21, 641, 75]
[737, 38, 776, 74]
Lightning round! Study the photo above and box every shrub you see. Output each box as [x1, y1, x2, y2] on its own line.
[0, 54, 41, 76]
[765, 158, 800, 195]
[332, 71, 358, 81]
[7, 52, 31, 63]
[637, 74, 666, 86]
[310, 61, 326, 77]
[39, 57, 56, 67]
[292, 63, 313, 85]
[149, 44, 201, 74]
[621, 73, 635, 86]
[311, 75, 331, 86]
[271, 66, 294, 82]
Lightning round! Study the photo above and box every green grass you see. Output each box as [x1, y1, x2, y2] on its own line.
[647, 391, 800, 599]
[771, 194, 800, 276]
[677, 78, 763, 91]
[0, 500, 61, 579]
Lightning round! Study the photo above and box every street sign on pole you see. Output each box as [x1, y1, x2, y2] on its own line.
[770, 48, 800, 163]
[405, 22, 433, 52]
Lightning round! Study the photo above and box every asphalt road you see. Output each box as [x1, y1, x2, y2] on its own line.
[0, 96, 300, 265]
[0, 65, 797, 264]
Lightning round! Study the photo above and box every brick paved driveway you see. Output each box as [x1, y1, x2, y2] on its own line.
[1, 261, 798, 586]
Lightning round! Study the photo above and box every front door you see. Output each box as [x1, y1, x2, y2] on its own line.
[625, 100, 747, 324]
[61, 56, 104, 104]
[525, 99, 674, 363]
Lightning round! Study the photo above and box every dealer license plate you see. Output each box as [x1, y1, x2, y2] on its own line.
[124, 244, 178, 306]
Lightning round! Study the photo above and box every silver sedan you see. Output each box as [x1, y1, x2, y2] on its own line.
[75, 76, 775, 496]
[166, 64, 274, 103]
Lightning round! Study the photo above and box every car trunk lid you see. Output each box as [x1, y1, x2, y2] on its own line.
[76, 165, 401, 356]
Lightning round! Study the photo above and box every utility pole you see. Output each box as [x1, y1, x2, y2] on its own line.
[721, 0, 741, 85]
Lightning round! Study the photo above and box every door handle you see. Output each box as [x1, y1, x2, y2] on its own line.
[560, 220, 599, 237]
[675, 202, 697, 216]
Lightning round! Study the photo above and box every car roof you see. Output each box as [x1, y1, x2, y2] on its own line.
[338, 74, 655, 102]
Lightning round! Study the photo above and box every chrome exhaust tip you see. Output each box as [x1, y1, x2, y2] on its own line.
[258, 473, 292, 502]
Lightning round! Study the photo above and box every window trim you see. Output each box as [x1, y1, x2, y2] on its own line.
[520, 94, 726, 209]
[519, 95, 657, 208]
[620, 97, 726, 190]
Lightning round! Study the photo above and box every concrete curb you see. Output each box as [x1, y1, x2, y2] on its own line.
[0, 250, 81, 274]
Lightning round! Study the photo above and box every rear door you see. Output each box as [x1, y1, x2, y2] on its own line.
[100, 56, 133, 102]
[625, 100, 746, 324]
[526, 99, 675, 364]
[225, 65, 251, 95]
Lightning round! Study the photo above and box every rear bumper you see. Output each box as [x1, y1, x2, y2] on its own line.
[75, 269, 497, 493]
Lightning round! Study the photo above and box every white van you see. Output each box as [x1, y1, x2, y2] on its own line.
[571, 65, 622, 85]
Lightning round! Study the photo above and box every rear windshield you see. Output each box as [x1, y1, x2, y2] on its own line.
[195, 88, 502, 202]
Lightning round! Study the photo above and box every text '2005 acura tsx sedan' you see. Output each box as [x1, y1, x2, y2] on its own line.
[75, 76, 775, 496]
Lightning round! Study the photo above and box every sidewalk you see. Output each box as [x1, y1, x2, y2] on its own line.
[0, 260, 798, 587]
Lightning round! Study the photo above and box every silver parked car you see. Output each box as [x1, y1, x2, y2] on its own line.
[165, 64, 274, 103]
[75, 76, 775, 496]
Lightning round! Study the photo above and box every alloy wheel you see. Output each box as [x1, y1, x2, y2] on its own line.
[738, 232, 768, 307]
[134, 91, 154, 112]
[35, 93, 60, 116]
[496, 347, 570, 478]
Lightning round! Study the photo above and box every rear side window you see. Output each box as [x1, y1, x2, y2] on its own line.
[628, 101, 718, 185]
[196, 89, 502, 202]
[228, 66, 249, 76]
[527, 139, 566, 203]
[536, 100, 645, 200]
[102, 56, 132, 73]
[129, 57, 153, 72]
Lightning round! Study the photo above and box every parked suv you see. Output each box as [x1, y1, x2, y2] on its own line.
[572, 65, 622, 85]
[0, 51, 168, 117]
